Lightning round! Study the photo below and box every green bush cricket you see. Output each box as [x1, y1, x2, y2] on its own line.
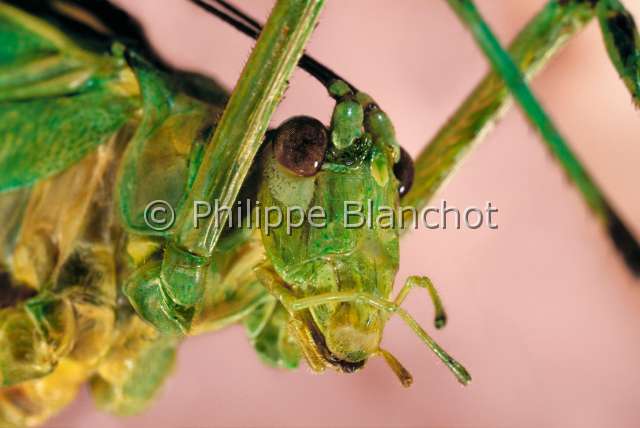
[0, 0, 638, 426]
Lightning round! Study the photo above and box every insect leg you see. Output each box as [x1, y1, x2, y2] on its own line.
[163, 0, 325, 293]
[188, 230, 302, 369]
[394, 307, 471, 386]
[446, 0, 640, 275]
[289, 291, 470, 385]
[253, 264, 326, 372]
[377, 348, 413, 387]
[190, 0, 356, 91]
[123, 229, 265, 336]
[404, 1, 639, 275]
[202, 0, 638, 271]
[255, 264, 470, 384]
[394, 276, 447, 329]
[597, 0, 640, 104]
[403, 0, 595, 216]
[123, 260, 190, 335]
[122, 0, 325, 334]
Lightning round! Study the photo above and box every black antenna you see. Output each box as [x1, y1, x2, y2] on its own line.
[188, 0, 358, 93]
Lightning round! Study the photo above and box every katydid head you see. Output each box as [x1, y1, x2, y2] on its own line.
[256, 82, 469, 386]
[257, 81, 419, 378]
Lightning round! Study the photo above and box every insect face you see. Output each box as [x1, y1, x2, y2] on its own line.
[322, 302, 385, 365]
[258, 86, 404, 372]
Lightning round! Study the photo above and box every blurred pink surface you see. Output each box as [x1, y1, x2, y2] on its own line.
[44, 1, 640, 427]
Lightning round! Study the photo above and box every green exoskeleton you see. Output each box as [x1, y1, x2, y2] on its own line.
[0, 0, 639, 426]
[254, 84, 466, 382]
[0, 0, 323, 424]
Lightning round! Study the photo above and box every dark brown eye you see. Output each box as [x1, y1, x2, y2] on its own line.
[274, 116, 328, 177]
[394, 146, 414, 197]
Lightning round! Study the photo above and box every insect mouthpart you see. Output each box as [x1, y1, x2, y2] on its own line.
[299, 306, 415, 387]
[304, 312, 366, 373]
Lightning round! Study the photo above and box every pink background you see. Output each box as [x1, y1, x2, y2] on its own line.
[45, 1, 640, 427]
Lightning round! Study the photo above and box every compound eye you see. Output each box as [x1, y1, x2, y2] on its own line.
[394, 146, 414, 197]
[274, 116, 329, 177]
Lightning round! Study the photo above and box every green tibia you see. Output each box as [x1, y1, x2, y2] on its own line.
[153, 0, 325, 315]
[445, 0, 640, 273]
[121, 0, 326, 327]
[117, 59, 236, 325]
[597, 0, 640, 104]
[394, 276, 447, 330]
[170, 0, 326, 256]
[403, 1, 595, 216]
[446, 0, 605, 217]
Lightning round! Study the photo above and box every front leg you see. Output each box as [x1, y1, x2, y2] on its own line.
[253, 264, 327, 372]
[445, 0, 640, 275]
[394, 276, 447, 329]
[403, 0, 595, 216]
[254, 264, 471, 385]
[124, 230, 267, 336]
[124, 0, 326, 332]
[404, 0, 639, 275]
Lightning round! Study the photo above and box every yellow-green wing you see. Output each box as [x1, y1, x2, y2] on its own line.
[0, 2, 140, 192]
